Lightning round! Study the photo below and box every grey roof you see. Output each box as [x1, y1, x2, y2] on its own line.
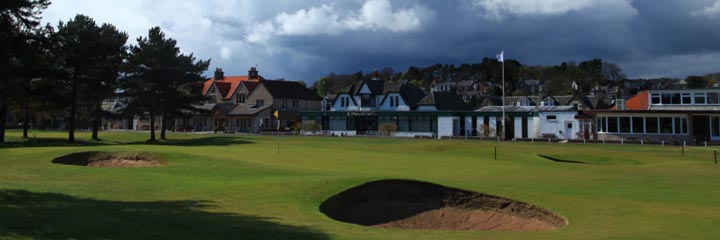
[553, 95, 576, 105]
[537, 106, 577, 112]
[417, 92, 472, 110]
[228, 104, 271, 116]
[476, 106, 538, 112]
[261, 80, 322, 100]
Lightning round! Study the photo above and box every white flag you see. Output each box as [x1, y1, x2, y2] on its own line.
[496, 51, 504, 62]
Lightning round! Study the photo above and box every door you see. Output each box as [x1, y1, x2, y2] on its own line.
[504, 116, 515, 140]
[564, 121, 574, 139]
[693, 116, 710, 143]
[521, 117, 528, 138]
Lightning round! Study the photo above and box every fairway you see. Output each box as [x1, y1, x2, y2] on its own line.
[1, 130, 720, 239]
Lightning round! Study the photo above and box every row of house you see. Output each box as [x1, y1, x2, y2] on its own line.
[87, 66, 720, 145]
[300, 76, 720, 144]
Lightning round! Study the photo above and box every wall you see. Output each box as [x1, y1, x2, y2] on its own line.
[247, 84, 274, 108]
[378, 93, 410, 111]
[330, 93, 357, 111]
[514, 117, 523, 139]
[539, 111, 579, 139]
[437, 116, 456, 138]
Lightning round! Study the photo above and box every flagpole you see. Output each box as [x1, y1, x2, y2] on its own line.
[501, 50, 505, 141]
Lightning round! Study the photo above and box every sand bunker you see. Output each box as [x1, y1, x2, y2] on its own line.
[319, 180, 566, 231]
[52, 151, 163, 167]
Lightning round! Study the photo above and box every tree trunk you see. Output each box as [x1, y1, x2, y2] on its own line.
[22, 103, 29, 138]
[0, 101, 7, 143]
[68, 78, 77, 142]
[91, 101, 101, 141]
[160, 113, 167, 140]
[149, 110, 156, 142]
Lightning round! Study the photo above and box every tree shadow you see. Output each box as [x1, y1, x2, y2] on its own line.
[0, 136, 255, 149]
[127, 137, 255, 147]
[0, 138, 107, 149]
[537, 154, 590, 164]
[0, 189, 330, 240]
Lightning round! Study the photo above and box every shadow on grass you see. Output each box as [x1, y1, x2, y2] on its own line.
[0, 189, 329, 240]
[537, 154, 590, 164]
[128, 137, 254, 147]
[0, 138, 106, 148]
[0, 136, 254, 149]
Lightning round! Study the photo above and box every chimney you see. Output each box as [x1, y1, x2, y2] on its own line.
[214, 68, 224, 80]
[249, 67, 259, 80]
[372, 70, 380, 81]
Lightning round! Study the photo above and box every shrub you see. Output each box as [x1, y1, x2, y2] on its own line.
[300, 121, 322, 134]
[379, 123, 398, 137]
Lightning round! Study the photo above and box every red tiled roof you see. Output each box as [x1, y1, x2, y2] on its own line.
[202, 76, 260, 100]
[243, 81, 259, 94]
[612, 91, 649, 110]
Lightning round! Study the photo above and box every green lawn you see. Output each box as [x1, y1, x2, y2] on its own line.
[1, 130, 719, 239]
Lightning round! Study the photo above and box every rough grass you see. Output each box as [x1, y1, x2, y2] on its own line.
[1, 130, 720, 240]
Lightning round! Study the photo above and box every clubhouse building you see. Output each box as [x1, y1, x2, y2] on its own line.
[300, 76, 610, 140]
[176, 67, 322, 132]
[588, 89, 720, 144]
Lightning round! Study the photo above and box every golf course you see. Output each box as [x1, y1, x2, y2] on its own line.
[1, 130, 719, 239]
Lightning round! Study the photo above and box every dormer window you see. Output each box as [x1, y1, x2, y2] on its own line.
[236, 94, 246, 103]
[518, 98, 530, 107]
[541, 97, 554, 107]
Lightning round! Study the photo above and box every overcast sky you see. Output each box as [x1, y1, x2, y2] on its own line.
[42, 0, 720, 83]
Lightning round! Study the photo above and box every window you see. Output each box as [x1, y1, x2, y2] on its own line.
[519, 98, 530, 106]
[619, 117, 631, 133]
[413, 117, 432, 132]
[651, 94, 661, 104]
[398, 116, 410, 131]
[608, 117, 618, 133]
[646, 117, 658, 134]
[389, 96, 395, 107]
[236, 94, 246, 103]
[681, 93, 692, 104]
[660, 117, 673, 134]
[675, 118, 688, 134]
[712, 117, 720, 137]
[597, 117, 607, 132]
[632, 117, 644, 133]
[661, 93, 672, 104]
[710, 92, 720, 104]
[694, 93, 706, 105]
[256, 99, 264, 107]
[567, 123, 573, 129]
[282, 99, 288, 108]
[546, 115, 557, 121]
[541, 97, 554, 107]
[671, 93, 681, 104]
[292, 100, 299, 108]
[395, 96, 401, 107]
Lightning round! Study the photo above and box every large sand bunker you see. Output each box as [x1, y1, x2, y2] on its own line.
[319, 180, 566, 231]
[52, 151, 163, 167]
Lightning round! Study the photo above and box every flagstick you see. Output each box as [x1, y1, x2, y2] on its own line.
[501, 50, 506, 141]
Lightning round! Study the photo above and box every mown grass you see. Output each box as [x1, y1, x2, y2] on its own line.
[1, 130, 719, 239]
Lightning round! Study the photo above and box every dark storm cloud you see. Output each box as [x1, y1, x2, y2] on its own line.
[43, 0, 720, 82]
